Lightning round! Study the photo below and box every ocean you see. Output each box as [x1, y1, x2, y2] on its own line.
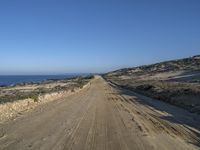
[0, 75, 77, 86]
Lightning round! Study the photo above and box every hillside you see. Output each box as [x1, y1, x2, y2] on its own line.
[104, 55, 200, 113]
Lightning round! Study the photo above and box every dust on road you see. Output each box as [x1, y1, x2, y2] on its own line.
[0, 76, 199, 150]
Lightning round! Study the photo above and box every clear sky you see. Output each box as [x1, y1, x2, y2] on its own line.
[0, 0, 200, 75]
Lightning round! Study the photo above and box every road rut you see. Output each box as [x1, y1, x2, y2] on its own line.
[0, 76, 199, 150]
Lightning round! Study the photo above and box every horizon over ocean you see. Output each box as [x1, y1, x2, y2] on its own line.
[0, 74, 87, 86]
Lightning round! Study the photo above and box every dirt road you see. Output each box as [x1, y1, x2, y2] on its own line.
[0, 76, 200, 150]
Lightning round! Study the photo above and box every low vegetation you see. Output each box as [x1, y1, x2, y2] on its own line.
[104, 55, 200, 114]
[0, 76, 93, 104]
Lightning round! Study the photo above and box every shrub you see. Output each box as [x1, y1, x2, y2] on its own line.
[29, 95, 39, 102]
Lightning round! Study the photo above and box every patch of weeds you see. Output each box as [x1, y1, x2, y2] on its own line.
[29, 95, 39, 102]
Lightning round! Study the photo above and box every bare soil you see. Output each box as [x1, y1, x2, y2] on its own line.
[0, 76, 199, 150]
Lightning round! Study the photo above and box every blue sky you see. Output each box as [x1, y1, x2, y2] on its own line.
[0, 0, 200, 75]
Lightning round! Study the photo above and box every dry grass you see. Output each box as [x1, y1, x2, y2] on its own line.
[0, 76, 94, 104]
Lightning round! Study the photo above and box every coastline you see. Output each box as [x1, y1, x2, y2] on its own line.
[0, 75, 81, 86]
[0, 76, 94, 123]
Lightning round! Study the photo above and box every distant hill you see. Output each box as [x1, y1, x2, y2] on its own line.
[107, 55, 200, 77]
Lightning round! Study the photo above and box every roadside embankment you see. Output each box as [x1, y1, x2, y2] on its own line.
[103, 70, 200, 114]
[0, 76, 93, 123]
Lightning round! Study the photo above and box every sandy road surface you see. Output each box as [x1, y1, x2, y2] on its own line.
[0, 76, 200, 150]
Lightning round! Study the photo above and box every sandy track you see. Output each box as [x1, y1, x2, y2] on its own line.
[0, 76, 199, 150]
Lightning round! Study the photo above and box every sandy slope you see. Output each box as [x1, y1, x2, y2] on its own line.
[0, 76, 199, 150]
